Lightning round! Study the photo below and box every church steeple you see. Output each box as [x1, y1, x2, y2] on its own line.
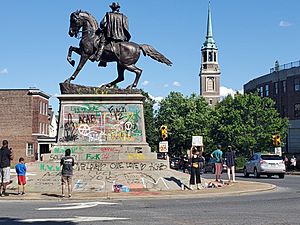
[203, 2, 217, 50]
[199, 1, 220, 107]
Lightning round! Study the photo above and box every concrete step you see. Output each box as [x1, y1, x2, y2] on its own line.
[27, 160, 169, 173]
[42, 152, 157, 162]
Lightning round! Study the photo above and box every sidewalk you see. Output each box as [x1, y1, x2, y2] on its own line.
[0, 180, 276, 201]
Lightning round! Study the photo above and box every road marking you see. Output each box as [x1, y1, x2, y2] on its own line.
[20, 216, 130, 223]
[36, 201, 118, 211]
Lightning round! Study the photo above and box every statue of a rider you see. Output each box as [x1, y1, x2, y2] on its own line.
[95, 2, 131, 67]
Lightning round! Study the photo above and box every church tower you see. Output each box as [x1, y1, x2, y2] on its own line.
[199, 2, 220, 106]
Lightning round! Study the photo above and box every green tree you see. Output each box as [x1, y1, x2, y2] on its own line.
[211, 92, 289, 156]
[156, 92, 213, 156]
[141, 90, 157, 152]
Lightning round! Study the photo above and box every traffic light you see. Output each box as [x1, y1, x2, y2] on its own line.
[272, 134, 281, 147]
[160, 125, 168, 140]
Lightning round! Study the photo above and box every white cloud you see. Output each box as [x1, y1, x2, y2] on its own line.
[172, 81, 181, 87]
[163, 84, 169, 88]
[220, 86, 243, 99]
[279, 20, 291, 27]
[149, 94, 164, 102]
[149, 94, 164, 111]
[142, 80, 149, 86]
[0, 68, 8, 74]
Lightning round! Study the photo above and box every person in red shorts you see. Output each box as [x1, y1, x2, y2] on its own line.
[15, 157, 27, 195]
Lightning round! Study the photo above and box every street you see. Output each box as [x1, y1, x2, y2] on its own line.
[0, 173, 299, 225]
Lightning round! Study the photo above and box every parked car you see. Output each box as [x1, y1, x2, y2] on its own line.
[204, 157, 227, 173]
[157, 152, 166, 160]
[243, 153, 285, 179]
[170, 157, 181, 170]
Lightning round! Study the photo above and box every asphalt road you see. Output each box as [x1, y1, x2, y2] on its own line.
[0, 173, 299, 225]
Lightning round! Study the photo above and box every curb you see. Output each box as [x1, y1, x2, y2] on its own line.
[0, 181, 276, 201]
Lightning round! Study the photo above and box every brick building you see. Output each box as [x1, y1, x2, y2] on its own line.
[244, 61, 300, 153]
[0, 88, 56, 164]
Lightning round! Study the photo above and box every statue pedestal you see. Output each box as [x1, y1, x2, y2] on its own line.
[56, 93, 152, 155]
[19, 93, 190, 193]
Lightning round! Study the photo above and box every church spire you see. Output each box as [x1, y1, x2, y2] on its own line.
[203, 1, 217, 49]
[199, 1, 220, 107]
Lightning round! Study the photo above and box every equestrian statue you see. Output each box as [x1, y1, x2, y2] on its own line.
[65, 2, 172, 89]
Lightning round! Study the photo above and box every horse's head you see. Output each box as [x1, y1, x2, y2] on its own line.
[69, 11, 82, 38]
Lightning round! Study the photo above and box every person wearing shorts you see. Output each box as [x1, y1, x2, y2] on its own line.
[211, 145, 223, 182]
[60, 149, 75, 198]
[15, 157, 27, 195]
[0, 140, 13, 197]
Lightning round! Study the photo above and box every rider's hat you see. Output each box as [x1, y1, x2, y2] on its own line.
[109, 2, 120, 10]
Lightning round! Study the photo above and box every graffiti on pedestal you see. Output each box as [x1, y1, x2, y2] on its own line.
[58, 104, 143, 143]
[32, 161, 168, 192]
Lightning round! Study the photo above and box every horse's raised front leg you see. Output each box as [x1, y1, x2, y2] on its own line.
[124, 64, 142, 89]
[67, 46, 80, 67]
[101, 64, 125, 88]
[64, 54, 89, 83]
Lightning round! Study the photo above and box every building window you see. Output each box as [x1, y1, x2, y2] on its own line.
[294, 78, 300, 91]
[45, 103, 48, 115]
[203, 52, 207, 62]
[39, 101, 43, 114]
[274, 82, 278, 95]
[295, 104, 300, 117]
[265, 84, 269, 96]
[209, 99, 213, 105]
[208, 52, 213, 62]
[260, 86, 263, 97]
[206, 77, 215, 91]
[214, 52, 217, 62]
[27, 143, 34, 156]
[282, 80, 286, 93]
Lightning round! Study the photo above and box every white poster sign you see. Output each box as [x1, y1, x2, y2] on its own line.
[274, 147, 282, 156]
[192, 136, 203, 146]
[159, 141, 168, 153]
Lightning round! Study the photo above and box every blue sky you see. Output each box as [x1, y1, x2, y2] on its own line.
[1, 1, 300, 112]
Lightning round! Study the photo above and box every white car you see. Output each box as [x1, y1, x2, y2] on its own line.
[243, 153, 285, 179]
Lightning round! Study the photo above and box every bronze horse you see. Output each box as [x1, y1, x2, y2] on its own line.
[65, 10, 172, 89]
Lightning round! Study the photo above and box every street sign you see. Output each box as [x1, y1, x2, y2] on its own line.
[192, 136, 203, 146]
[159, 141, 168, 153]
[274, 147, 282, 156]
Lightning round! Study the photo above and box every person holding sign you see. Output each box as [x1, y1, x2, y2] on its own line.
[189, 146, 204, 190]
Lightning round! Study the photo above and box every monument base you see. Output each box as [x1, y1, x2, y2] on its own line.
[8, 92, 190, 193]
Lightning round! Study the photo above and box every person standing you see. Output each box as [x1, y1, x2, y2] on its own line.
[211, 145, 223, 182]
[182, 154, 189, 173]
[15, 157, 27, 195]
[284, 155, 289, 171]
[189, 147, 202, 190]
[225, 146, 236, 182]
[0, 140, 13, 197]
[60, 149, 75, 198]
[290, 155, 297, 171]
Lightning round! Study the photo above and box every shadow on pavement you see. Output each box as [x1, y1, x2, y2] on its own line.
[41, 193, 62, 198]
[235, 174, 282, 180]
[164, 176, 182, 188]
[0, 217, 75, 225]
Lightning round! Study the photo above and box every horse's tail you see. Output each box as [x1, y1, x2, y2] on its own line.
[140, 44, 172, 66]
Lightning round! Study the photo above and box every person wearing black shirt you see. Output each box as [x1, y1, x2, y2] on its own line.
[225, 146, 236, 182]
[0, 140, 13, 197]
[60, 149, 75, 198]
